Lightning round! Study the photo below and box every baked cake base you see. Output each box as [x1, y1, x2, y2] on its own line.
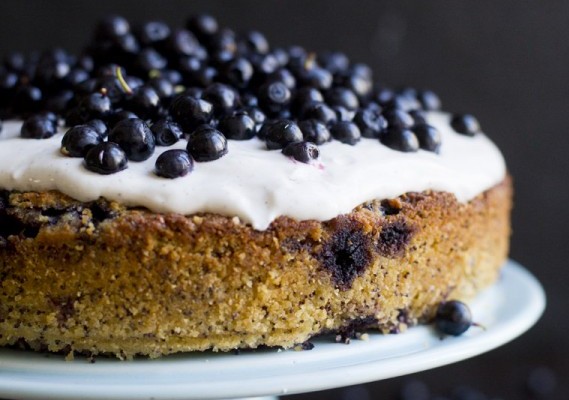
[0, 177, 511, 359]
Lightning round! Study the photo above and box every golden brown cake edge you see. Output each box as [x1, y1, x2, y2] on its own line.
[0, 176, 512, 359]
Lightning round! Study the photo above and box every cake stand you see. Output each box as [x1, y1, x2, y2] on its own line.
[0, 259, 545, 400]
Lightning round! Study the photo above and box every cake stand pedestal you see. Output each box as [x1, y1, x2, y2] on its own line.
[0, 260, 544, 400]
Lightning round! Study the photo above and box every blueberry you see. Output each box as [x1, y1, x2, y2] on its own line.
[383, 108, 414, 129]
[20, 115, 56, 139]
[325, 87, 359, 111]
[151, 119, 183, 146]
[298, 67, 333, 90]
[243, 106, 266, 129]
[95, 15, 130, 40]
[79, 92, 112, 120]
[160, 69, 184, 85]
[220, 57, 254, 88]
[85, 119, 108, 138]
[292, 87, 324, 114]
[298, 119, 331, 144]
[333, 106, 355, 122]
[108, 118, 155, 161]
[418, 90, 441, 111]
[282, 141, 320, 163]
[250, 53, 279, 76]
[149, 77, 174, 99]
[375, 87, 395, 105]
[61, 125, 103, 157]
[169, 94, 213, 131]
[136, 21, 171, 45]
[413, 124, 441, 153]
[451, 114, 480, 136]
[300, 102, 337, 125]
[208, 28, 237, 55]
[391, 93, 422, 112]
[435, 300, 473, 336]
[64, 68, 89, 88]
[218, 112, 256, 140]
[258, 81, 291, 115]
[409, 110, 427, 126]
[267, 68, 296, 90]
[112, 33, 140, 55]
[329, 121, 361, 145]
[337, 71, 372, 98]
[318, 51, 350, 74]
[353, 108, 387, 138]
[127, 86, 161, 120]
[244, 31, 270, 54]
[134, 48, 167, 75]
[381, 127, 419, 152]
[106, 110, 139, 129]
[263, 119, 303, 150]
[187, 126, 228, 161]
[241, 93, 258, 107]
[186, 14, 219, 39]
[162, 29, 201, 58]
[155, 149, 193, 179]
[84, 142, 128, 175]
[202, 83, 239, 117]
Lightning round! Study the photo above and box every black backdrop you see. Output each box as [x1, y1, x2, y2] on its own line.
[1, 1, 568, 398]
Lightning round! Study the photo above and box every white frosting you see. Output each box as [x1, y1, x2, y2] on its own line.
[0, 112, 506, 230]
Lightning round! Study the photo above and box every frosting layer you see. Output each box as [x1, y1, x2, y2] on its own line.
[0, 112, 506, 230]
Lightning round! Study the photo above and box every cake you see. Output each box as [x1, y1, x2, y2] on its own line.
[0, 15, 510, 359]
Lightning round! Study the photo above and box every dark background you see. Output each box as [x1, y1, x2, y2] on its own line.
[1, 1, 567, 398]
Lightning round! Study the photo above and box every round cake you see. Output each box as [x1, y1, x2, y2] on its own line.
[0, 15, 510, 359]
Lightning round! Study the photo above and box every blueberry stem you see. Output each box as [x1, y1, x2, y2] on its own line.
[116, 66, 133, 95]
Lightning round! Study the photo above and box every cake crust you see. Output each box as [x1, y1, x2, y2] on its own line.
[0, 177, 511, 359]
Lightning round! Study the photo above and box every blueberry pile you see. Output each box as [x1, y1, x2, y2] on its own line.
[0, 14, 482, 178]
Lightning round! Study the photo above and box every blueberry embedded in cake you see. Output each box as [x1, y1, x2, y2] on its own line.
[0, 13, 511, 359]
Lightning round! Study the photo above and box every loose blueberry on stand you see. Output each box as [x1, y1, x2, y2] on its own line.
[434, 300, 475, 336]
[413, 124, 442, 153]
[329, 121, 361, 145]
[108, 118, 156, 161]
[451, 114, 481, 136]
[151, 119, 183, 146]
[218, 112, 256, 140]
[20, 115, 57, 139]
[381, 127, 419, 152]
[155, 149, 193, 178]
[187, 126, 228, 161]
[282, 141, 320, 164]
[84, 142, 128, 175]
[61, 125, 103, 157]
[263, 119, 303, 150]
